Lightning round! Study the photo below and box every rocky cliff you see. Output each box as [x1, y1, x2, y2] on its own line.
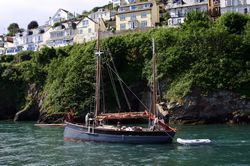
[167, 89, 250, 124]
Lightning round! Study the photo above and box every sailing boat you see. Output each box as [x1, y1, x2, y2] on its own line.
[63, 30, 176, 144]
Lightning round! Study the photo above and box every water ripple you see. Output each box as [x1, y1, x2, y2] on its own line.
[1, 122, 250, 165]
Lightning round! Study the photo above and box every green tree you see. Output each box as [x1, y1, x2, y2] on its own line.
[160, 12, 170, 25]
[7, 23, 20, 36]
[81, 10, 89, 17]
[216, 12, 249, 34]
[182, 11, 212, 30]
[91, 7, 99, 12]
[27, 21, 39, 30]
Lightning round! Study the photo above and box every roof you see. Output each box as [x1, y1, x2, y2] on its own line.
[76, 16, 98, 26]
[51, 8, 75, 20]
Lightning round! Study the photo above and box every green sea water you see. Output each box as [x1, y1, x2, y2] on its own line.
[0, 121, 250, 166]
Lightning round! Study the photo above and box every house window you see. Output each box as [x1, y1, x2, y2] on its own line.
[130, 6, 137, 10]
[119, 7, 125, 12]
[38, 35, 42, 42]
[177, 18, 182, 24]
[26, 37, 32, 43]
[120, 14, 125, 21]
[120, 23, 126, 30]
[50, 31, 64, 38]
[141, 21, 147, 27]
[54, 18, 61, 23]
[82, 20, 89, 27]
[130, 13, 136, 20]
[144, 3, 151, 8]
[177, 10, 182, 17]
[88, 28, 92, 33]
[141, 12, 147, 18]
[244, 8, 248, 14]
[79, 29, 83, 34]
[128, 21, 138, 29]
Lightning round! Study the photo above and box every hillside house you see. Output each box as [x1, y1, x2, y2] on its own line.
[116, 0, 160, 31]
[74, 17, 106, 43]
[220, 0, 250, 14]
[46, 21, 77, 47]
[166, 0, 208, 26]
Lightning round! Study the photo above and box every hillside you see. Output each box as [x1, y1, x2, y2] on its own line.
[0, 12, 249, 123]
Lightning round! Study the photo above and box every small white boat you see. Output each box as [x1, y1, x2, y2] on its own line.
[177, 138, 212, 145]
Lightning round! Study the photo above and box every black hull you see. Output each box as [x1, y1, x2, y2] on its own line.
[64, 122, 175, 144]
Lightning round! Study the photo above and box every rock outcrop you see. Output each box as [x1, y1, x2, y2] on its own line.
[14, 100, 40, 121]
[14, 83, 40, 121]
[167, 89, 250, 124]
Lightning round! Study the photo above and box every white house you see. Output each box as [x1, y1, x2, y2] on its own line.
[46, 21, 77, 47]
[166, 0, 208, 26]
[12, 25, 50, 53]
[88, 8, 116, 21]
[46, 8, 75, 26]
[220, 0, 250, 14]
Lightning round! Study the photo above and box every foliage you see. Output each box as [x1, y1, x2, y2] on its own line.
[16, 51, 34, 62]
[7, 23, 20, 36]
[0, 63, 27, 110]
[0, 12, 250, 119]
[0, 55, 14, 63]
[216, 12, 249, 34]
[81, 10, 89, 16]
[182, 11, 212, 31]
[43, 43, 96, 114]
[33, 47, 56, 66]
[160, 12, 170, 25]
[53, 22, 61, 28]
[91, 3, 113, 12]
[27, 20, 39, 30]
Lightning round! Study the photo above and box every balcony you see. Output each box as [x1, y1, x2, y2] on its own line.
[118, 2, 153, 13]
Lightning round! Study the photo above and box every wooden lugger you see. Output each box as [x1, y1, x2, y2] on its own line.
[64, 122, 175, 144]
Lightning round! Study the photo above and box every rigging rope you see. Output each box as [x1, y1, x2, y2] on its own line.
[105, 62, 150, 111]
[107, 65, 121, 112]
[109, 54, 132, 111]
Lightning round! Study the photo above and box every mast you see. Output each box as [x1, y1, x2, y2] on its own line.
[152, 39, 157, 117]
[95, 24, 102, 117]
